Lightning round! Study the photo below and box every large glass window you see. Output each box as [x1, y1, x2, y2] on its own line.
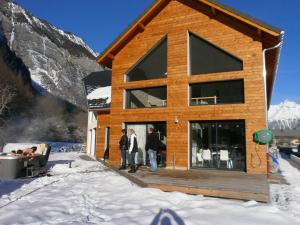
[190, 121, 246, 171]
[190, 79, 244, 106]
[126, 86, 167, 109]
[126, 37, 167, 82]
[189, 32, 243, 75]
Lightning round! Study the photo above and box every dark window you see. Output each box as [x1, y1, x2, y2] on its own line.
[126, 37, 167, 82]
[190, 80, 244, 105]
[126, 86, 167, 109]
[190, 120, 246, 171]
[189, 32, 243, 75]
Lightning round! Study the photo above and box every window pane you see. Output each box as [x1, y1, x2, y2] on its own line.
[190, 80, 244, 105]
[190, 121, 246, 171]
[126, 86, 167, 108]
[126, 37, 167, 82]
[189, 32, 243, 75]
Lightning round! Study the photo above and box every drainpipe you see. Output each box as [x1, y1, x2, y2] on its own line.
[262, 31, 285, 130]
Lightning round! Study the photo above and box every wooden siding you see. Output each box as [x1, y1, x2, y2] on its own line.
[95, 112, 110, 158]
[96, 0, 268, 174]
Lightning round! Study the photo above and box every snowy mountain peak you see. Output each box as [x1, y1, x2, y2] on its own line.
[280, 99, 298, 108]
[268, 100, 300, 130]
[0, 0, 103, 107]
[6, 1, 97, 57]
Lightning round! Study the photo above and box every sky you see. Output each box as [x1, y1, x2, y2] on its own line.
[13, 0, 300, 105]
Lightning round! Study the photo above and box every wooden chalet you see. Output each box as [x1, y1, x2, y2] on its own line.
[92, 0, 284, 176]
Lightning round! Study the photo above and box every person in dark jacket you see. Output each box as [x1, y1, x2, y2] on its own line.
[128, 128, 138, 173]
[119, 129, 128, 170]
[146, 127, 160, 172]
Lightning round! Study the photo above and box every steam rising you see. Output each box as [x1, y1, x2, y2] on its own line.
[0, 94, 87, 146]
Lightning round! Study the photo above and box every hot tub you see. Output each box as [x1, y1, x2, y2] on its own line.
[0, 143, 52, 179]
[0, 154, 29, 179]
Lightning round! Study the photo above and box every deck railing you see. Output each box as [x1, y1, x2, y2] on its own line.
[191, 96, 218, 105]
[148, 99, 167, 107]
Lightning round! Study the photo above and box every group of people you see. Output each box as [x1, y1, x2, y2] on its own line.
[119, 127, 160, 173]
[11, 146, 37, 160]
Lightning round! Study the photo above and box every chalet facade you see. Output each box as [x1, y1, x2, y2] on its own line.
[91, 0, 284, 174]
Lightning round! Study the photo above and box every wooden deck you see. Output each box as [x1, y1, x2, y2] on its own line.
[102, 161, 270, 202]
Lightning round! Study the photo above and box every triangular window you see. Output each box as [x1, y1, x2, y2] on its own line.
[126, 37, 167, 82]
[189, 32, 243, 75]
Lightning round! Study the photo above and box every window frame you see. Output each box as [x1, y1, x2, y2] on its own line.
[189, 79, 245, 106]
[189, 120, 246, 171]
[125, 35, 168, 82]
[188, 31, 243, 76]
[125, 85, 167, 109]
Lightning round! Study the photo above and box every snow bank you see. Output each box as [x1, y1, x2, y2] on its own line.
[270, 156, 300, 219]
[0, 152, 299, 225]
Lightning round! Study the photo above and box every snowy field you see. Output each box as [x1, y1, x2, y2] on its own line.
[0, 152, 300, 225]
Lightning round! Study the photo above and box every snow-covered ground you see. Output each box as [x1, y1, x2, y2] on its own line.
[0, 152, 300, 225]
[270, 156, 300, 218]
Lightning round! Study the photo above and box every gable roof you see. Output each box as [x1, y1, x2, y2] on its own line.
[97, 0, 284, 106]
[97, 0, 282, 66]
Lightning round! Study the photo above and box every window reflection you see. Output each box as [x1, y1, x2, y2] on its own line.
[190, 80, 244, 106]
[126, 37, 167, 82]
[126, 86, 167, 109]
[191, 121, 246, 171]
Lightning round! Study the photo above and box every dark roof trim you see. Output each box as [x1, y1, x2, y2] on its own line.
[205, 0, 282, 34]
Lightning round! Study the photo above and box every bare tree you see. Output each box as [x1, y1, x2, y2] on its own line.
[0, 84, 16, 116]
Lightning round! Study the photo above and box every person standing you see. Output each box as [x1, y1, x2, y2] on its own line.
[128, 128, 138, 173]
[119, 129, 128, 170]
[146, 127, 160, 172]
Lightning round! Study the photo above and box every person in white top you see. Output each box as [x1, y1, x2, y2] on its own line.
[128, 128, 138, 173]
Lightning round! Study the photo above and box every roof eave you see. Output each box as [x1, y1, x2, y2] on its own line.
[267, 31, 285, 108]
[96, 0, 283, 68]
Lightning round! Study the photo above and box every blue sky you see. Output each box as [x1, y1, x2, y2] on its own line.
[14, 0, 300, 105]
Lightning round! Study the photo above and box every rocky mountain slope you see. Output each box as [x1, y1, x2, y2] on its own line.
[0, 0, 102, 108]
[268, 100, 300, 130]
[0, 40, 88, 145]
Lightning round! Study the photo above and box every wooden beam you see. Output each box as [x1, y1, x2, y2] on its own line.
[211, 7, 216, 16]
[137, 23, 146, 31]
[257, 29, 262, 38]
[107, 53, 115, 60]
[148, 183, 270, 203]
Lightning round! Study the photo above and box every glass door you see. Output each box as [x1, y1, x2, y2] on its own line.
[126, 122, 167, 166]
[126, 124, 147, 165]
[190, 120, 246, 171]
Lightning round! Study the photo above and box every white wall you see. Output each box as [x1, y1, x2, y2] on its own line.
[86, 111, 97, 158]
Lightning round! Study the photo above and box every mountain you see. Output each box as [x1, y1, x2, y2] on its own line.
[0, 40, 89, 145]
[0, 0, 103, 108]
[0, 0, 106, 145]
[268, 100, 300, 130]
